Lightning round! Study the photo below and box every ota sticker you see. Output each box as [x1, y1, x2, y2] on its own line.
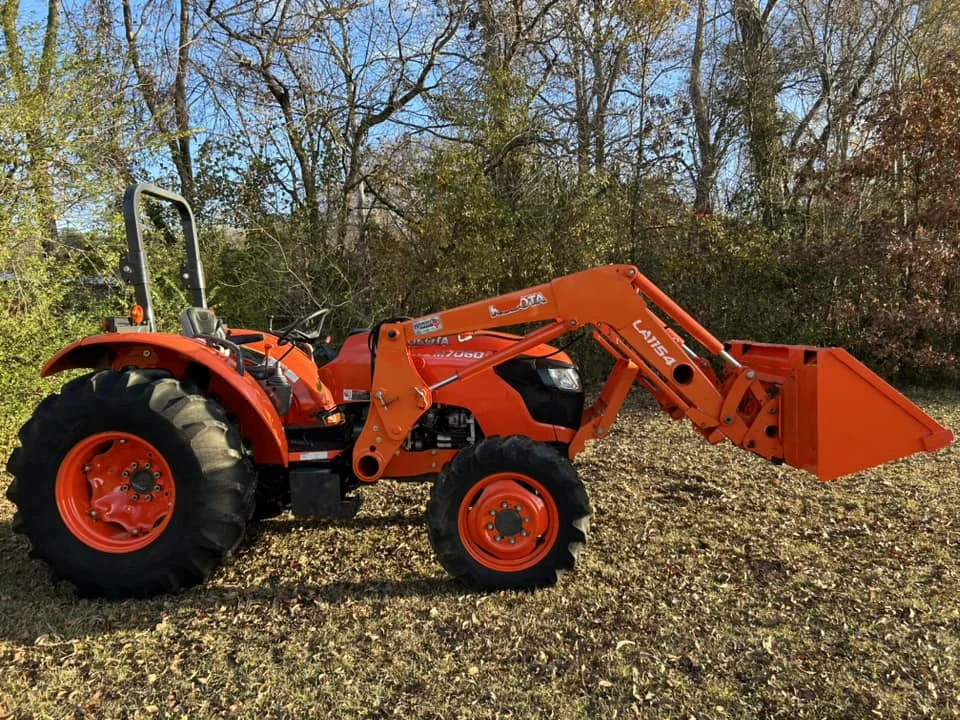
[488, 291, 547, 319]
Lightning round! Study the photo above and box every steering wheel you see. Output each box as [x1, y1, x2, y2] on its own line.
[274, 308, 331, 346]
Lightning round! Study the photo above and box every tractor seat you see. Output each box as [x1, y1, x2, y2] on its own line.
[179, 307, 226, 340]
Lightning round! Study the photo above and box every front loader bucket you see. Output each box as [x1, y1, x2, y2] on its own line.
[726, 342, 954, 481]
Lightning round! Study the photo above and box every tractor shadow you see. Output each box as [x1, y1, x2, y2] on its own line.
[0, 516, 461, 644]
[251, 511, 426, 533]
[205, 576, 463, 606]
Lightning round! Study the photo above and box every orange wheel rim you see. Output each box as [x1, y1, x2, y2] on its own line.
[55, 431, 176, 553]
[457, 472, 559, 572]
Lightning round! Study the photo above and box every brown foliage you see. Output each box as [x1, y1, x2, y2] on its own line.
[807, 59, 960, 381]
[1, 394, 958, 717]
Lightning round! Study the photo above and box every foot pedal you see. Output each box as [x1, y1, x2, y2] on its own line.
[289, 468, 361, 517]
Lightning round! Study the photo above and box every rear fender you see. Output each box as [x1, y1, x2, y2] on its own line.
[43, 333, 287, 466]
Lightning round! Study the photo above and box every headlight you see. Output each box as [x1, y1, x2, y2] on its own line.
[538, 366, 582, 392]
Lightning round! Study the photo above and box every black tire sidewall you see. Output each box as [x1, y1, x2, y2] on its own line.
[429, 437, 590, 589]
[20, 391, 203, 584]
[9, 370, 255, 597]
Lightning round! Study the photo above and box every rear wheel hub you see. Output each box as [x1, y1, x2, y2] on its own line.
[55, 431, 176, 553]
[129, 469, 155, 494]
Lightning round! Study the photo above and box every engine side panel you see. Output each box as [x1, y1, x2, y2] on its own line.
[318, 331, 579, 449]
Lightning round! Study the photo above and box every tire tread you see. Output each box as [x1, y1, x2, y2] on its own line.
[427, 436, 591, 590]
[5, 369, 256, 598]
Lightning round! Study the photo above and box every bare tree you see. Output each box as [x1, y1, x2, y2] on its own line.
[458, 0, 560, 185]
[539, 0, 684, 184]
[555, 0, 636, 178]
[2, 0, 61, 242]
[121, 0, 199, 204]
[203, 0, 465, 244]
[688, 0, 737, 211]
[785, 0, 902, 196]
[730, 0, 786, 226]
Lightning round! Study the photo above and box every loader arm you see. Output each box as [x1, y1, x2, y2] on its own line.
[353, 264, 953, 483]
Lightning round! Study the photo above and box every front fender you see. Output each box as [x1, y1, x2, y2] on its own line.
[44, 333, 287, 466]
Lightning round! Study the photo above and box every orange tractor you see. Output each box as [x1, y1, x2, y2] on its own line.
[6, 185, 955, 598]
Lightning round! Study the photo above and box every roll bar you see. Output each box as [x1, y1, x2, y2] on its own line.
[121, 184, 206, 331]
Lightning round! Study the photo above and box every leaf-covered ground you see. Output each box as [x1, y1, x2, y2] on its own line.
[1, 391, 958, 719]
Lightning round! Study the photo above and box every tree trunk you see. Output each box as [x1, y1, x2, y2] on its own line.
[2, 0, 60, 244]
[732, 0, 785, 227]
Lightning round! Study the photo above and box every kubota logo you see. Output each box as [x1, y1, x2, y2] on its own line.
[409, 336, 450, 346]
[489, 291, 548, 319]
[632, 319, 676, 366]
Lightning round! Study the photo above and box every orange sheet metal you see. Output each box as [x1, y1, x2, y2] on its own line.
[726, 342, 954, 480]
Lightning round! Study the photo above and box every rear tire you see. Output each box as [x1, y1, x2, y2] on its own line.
[427, 436, 591, 589]
[6, 369, 255, 598]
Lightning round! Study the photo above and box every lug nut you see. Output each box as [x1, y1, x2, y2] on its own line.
[524, 517, 530, 524]
[144, 463, 151, 469]
[83, 465, 90, 473]
[144, 494, 153, 502]
[515, 504, 522, 511]
[486, 523, 494, 530]
[121, 471, 129, 478]
[521, 530, 528, 537]
[153, 472, 161, 479]
[131, 494, 139, 501]
[153, 484, 161, 492]
[120, 485, 129, 492]
[131, 462, 138, 469]
[131, 529, 140, 536]
[119, 439, 126, 444]
[508, 538, 516, 545]
[489, 510, 496, 516]
[88, 510, 98, 519]
[500, 502, 508, 509]
[495, 535, 502, 541]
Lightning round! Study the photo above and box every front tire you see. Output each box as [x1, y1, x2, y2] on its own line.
[427, 436, 591, 589]
[6, 369, 255, 598]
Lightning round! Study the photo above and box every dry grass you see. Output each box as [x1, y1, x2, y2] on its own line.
[1, 391, 958, 719]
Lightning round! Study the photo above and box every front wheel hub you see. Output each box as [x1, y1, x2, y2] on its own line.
[458, 473, 558, 572]
[55, 432, 176, 553]
[494, 509, 523, 537]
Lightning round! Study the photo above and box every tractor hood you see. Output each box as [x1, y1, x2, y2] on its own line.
[318, 330, 576, 405]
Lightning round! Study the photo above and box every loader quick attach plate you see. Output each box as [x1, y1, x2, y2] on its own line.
[726, 342, 955, 481]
